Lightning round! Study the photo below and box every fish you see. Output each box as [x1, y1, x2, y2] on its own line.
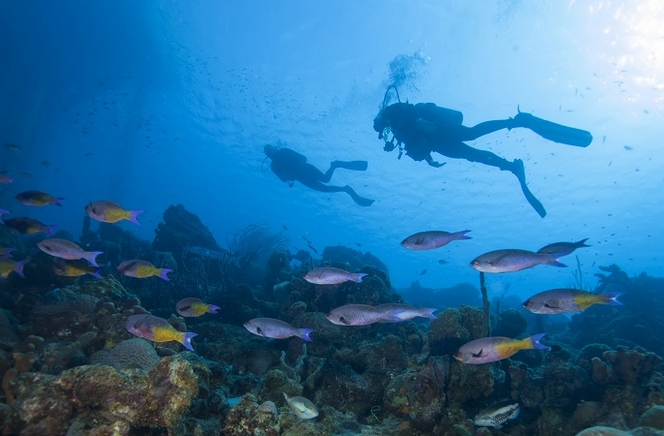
[3, 143, 20, 151]
[401, 230, 471, 250]
[523, 289, 622, 314]
[37, 238, 103, 266]
[0, 247, 15, 257]
[283, 393, 318, 419]
[420, 269, 427, 276]
[536, 238, 590, 257]
[243, 317, 313, 341]
[303, 267, 367, 285]
[374, 303, 438, 322]
[0, 175, 13, 185]
[52, 261, 103, 279]
[474, 401, 520, 428]
[455, 334, 549, 364]
[15, 190, 64, 207]
[438, 259, 448, 265]
[0, 209, 10, 217]
[85, 200, 143, 225]
[125, 314, 197, 351]
[20, 172, 32, 178]
[326, 303, 416, 326]
[2, 217, 56, 235]
[185, 246, 229, 261]
[0, 257, 29, 278]
[470, 249, 565, 273]
[117, 259, 173, 281]
[176, 298, 220, 317]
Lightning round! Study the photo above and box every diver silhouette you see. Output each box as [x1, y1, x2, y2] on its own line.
[372, 87, 592, 218]
[263, 144, 375, 207]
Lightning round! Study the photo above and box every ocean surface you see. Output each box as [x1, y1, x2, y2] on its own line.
[1, 2, 663, 435]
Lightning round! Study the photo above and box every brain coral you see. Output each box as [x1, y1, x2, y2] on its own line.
[101, 338, 160, 371]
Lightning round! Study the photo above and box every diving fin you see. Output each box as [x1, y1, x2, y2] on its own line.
[514, 111, 593, 147]
[333, 160, 368, 171]
[512, 159, 547, 218]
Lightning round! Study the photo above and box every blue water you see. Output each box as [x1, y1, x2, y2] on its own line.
[1, 0, 662, 299]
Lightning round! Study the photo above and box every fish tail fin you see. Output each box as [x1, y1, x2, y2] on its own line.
[600, 292, 623, 306]
[455, 230, 472, 240]
[180, 332, 197, 351]
[352, 272, 368, 283]
[92, 270, 104, 279]
[529, 333, 550, 350]
[46, 225, 57, 236]
[298, 328, 314, 342]
[86, 251, 103, 267]
[544, 255, 567, 268]
[208, 304, 221, 314]
[421, 308, 438, 319]
[128, 210, 144, 225]
[15, 258, 30, 278]
[576, 238, 591, 248]
[54, 197, 65, 207]
[159, 268, 173, 281]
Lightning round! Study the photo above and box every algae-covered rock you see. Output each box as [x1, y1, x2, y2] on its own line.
[575, 426, 632, 436]
[639, 405, 664, 430]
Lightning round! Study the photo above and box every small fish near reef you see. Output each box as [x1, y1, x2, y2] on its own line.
[470, 249, 565, 273]
[536, 238, 590, 257]
[117, 259, 173, 281]
[176, 298, 220, 317]
[243, 317, 313, 341]
[85, 200, 143, 225]
[303, 266, 367, 285]
[1, 216, 56, 235]
[125, 314, 197, 351]
[401, 229, 471, 250]
[15, 190, 64, 207]
[37, 238, 103, 266]
[283, 392, 319, 419]
[53, 261, 103, 279]
[523, 289, 622, 314]
[0, 209, 10, 218]
[455, 334, 549, 364]
[474, 401, 520, 428]
[0, 174, 13, 185]
[0, 257, 29, 279]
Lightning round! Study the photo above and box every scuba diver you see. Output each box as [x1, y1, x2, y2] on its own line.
[373, 87, 593, 218]
[263, 144, 375, 207]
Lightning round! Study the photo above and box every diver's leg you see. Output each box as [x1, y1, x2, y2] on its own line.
[435, 142, 516, 172]
[455, 120, 515, 141]
[299, 178, 374, 206]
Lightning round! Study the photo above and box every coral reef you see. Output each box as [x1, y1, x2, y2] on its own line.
[152, 204, 221, 255]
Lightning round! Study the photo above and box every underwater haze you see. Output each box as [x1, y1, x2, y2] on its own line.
[2, 1, 664, 435]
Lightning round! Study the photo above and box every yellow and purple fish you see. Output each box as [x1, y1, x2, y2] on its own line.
[15, 190, 64, 207]
[0, 174, 13, 185]
[455, 334, 549, 364]
[0, 257, 29, 279]
[523, 289, 622, 314]
[53, 261, 103, 279]
[85, 200, 143, 225]
[2, 216, 56, 235]
[117, 259, 173, 281]
[176, 298, 220, 317]
[401, 230, 471, 250]
[37, 238, 103, 266]
[125, 314, 197, 351]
